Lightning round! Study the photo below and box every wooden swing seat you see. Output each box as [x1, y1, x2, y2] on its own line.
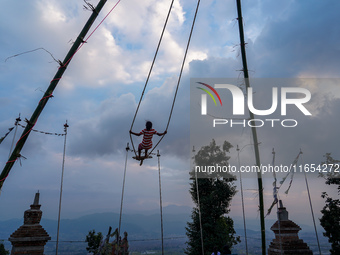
[132, 155, 153, 161]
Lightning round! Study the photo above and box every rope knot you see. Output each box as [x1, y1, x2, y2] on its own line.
[24, 118, 34, 127]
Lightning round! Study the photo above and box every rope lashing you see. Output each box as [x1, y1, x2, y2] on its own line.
[0, 155, 26, 183]
[15, 95, 53, 147]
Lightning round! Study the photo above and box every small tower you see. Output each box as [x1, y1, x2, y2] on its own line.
[268, 200, 313, 255]
[9, 192, 51, 255]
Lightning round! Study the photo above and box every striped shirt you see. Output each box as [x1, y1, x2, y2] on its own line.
[139, 129, 157, 149]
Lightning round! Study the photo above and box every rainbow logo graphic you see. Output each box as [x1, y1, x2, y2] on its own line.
[196, 82, 222, 106]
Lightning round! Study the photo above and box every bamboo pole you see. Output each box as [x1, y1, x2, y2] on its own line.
[235, 0, 266, 254]
[56, 122, 68, 255]
[0, 0, 108, 189]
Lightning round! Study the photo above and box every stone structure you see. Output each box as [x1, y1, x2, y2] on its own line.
[268, 200, 313, 255]
[9, 192, 51, 255]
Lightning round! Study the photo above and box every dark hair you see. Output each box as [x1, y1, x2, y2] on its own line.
[146, 121, 152, 131]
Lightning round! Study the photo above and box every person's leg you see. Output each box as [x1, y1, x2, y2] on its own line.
[138, 144, 142, 159]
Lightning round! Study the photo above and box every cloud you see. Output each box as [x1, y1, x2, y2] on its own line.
[250, 0, 340, 78]
[67, 74, 191, 160]
[188, 56, 240, 77]
[68, 93, 136, 157]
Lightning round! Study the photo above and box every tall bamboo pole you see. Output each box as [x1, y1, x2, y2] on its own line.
[235, 0, 266, 254]
[0, 0, 108, 189]
[56, 122, 68, 255]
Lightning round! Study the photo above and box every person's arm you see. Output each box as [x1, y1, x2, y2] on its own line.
[157, 130, 167, 136]
[130, 130, 141, 136]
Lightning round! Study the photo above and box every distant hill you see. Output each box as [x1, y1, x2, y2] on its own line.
[1, 205, 331, 254]
[1, 205, 191, 254]
[1, 205, 192, 242]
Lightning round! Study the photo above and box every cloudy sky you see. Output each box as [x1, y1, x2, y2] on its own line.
[1, 0, 340, 239]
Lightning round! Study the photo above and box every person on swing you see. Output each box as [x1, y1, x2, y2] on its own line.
[130, 121, 167, 165]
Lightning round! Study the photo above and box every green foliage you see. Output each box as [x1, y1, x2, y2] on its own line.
[321, 153, 340, 188]
[100, 243, 113, 255]
[320, 153, 340, 255]
[185, 139, 240, 255]
[85, 230, 103, 254]
[0, 243, 9, 255]
[320, 193, 340, 254]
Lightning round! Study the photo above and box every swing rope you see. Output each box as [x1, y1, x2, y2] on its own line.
[301, 153, 322, 255]
[129, 0, 175, 157]
[56, 121, 69, 255]
[149, 0, 201, 157]
[118, 143, 130, 240]
[164, 0, 201, 132]
[236, 145, 249, 255]
[157, 150, 164, 255]
[130, 0, 202, 157]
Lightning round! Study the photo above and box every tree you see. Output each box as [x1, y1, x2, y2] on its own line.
[320, 153, 340, 255]
[185, 139, 240, 255]
[85, 230, 103, 254]
[0, 242, 9, 255]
